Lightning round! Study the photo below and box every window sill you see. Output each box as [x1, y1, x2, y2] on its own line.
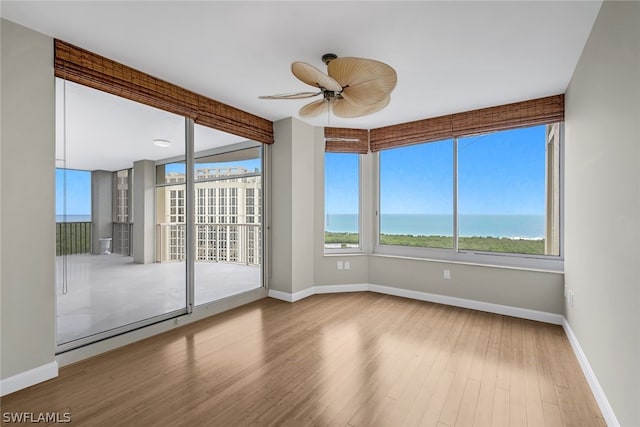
[324, 248, 365, 256]
[373, 245, 564, 274]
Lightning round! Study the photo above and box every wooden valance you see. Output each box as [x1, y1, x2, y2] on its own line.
[370, 94, 564, 152]
[324, 127, 369, 154]
[54, 39, 273, 144]
[369, 114, 453, 152]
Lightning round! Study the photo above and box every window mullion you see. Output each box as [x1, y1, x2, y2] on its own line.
[185, 118, 195, 314]
[453, 138, 459, 253]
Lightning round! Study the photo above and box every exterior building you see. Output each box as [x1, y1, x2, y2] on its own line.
[156, 166, 262, 265]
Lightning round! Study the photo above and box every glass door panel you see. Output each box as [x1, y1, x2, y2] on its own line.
[55, 78, 187, 349]
[193, 125, 263, 306]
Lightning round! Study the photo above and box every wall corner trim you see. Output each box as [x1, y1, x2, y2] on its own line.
[0, 361, 59, 397]
[562, 318, 620, 427]
[268, 283, 563, 325]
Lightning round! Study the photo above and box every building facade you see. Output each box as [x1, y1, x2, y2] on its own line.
[156, 167, 262, 265]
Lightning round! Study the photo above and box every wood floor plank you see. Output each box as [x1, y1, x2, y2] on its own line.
[438, 311, 482, 426]
[454, 378, 481, 427]
[508, 318, 527, 427]
[378, 305, 456, 426]
[542, 400, 565, 427]
[492, 385, 511, 427]
[0, 293, 605, 426]
[473, 314, 502, 427]
[523, 320, 546, 427]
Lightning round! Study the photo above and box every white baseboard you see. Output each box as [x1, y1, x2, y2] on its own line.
[268, 289, 295, 302]
[313, 283, 369, 295]
[291, 287, 315, 302]
[562, 318, 619, 427]
[368, 284, 564, 325]
[268, 283, 563, 325]
[0, 361, 59, 397]
[269, 284, 369, 303]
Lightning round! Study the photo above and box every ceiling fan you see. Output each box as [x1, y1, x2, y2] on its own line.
[260, 53, 397, 119]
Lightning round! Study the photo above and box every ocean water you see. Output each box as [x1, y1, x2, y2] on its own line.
[56, 214, 91, 222]
[326, 214, 544, 239]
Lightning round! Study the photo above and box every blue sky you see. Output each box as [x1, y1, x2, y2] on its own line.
[56, 168, 91, 215]
[58, 125, 545, 218]
[56, 159, 262, 216]
[325, 153, 360, 215]
[327, 124, 546, 215]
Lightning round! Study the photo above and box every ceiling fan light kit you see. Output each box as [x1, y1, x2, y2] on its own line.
[260, 53, 397, 119]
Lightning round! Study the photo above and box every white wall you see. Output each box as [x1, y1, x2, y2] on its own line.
[132, 159, 155, 264]
[564, 1, 640, 425]
[1, 19, 57, 387]
[91, 170, 112, 254]
[270, 117, 316, 294]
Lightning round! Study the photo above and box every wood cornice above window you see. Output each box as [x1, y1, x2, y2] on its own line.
[452, 94, 565, 136]
[370, 94, 564, 152]
[369, 114, 454, 152]
[324, 127, 369, 154]
[54, 39, 273, 144]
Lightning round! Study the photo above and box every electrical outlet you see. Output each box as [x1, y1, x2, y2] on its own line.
[443, 269, 451, 280]
[337, 261, 343, 270]
[344, 261, 350, 270]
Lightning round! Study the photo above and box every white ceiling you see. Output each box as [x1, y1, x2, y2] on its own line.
[2, 1, 601, 144]
[55, 78, 248, 171]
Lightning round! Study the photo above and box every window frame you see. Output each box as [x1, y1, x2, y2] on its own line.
[324, 151, 364, 254]
[373, 123, 565, 272]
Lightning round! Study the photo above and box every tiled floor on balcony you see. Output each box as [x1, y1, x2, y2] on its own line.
[56, 254, 261, 345]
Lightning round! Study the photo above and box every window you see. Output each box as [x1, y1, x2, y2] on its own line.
[458, 125, 558, 256]
[379, 139, 454, 249]
[324, 152, 360, 250]
[246, 188, 255, 224]
[377, 123, 561, 262]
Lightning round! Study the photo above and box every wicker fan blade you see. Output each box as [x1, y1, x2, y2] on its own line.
[292, 62, 342, 92]
[299, 99, 329, 117]
[332, 96, 390, 118]
[259, 91, 321, 100]
[328, 57, 397, 105]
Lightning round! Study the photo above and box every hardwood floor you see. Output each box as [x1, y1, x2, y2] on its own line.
[1, 293, 605, 426]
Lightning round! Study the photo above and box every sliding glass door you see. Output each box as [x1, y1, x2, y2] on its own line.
[56, 78, 187, 350]
[56, 78, 265, 352]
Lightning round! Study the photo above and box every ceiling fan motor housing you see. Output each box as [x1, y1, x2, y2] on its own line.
[322, 53, 338, 65]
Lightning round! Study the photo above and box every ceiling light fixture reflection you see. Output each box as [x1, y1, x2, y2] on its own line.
[153, 139, 171, 148]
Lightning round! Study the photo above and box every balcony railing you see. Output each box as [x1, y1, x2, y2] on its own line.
[56, 222, 92, 255]
[156, 223, 262, 266]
